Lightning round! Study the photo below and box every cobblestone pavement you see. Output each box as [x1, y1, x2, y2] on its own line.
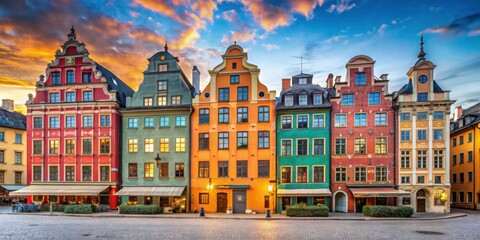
[0, 211, 479, 240]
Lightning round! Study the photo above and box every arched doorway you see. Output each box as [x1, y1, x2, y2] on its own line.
[334, 192, 347, 212]
[416, 189, 426, 212]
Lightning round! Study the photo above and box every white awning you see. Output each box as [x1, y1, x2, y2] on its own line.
[9, 184, 110, 196]
[114, 186, 185, 196]
[277, 189, 331, 196]
[350, 188, 410, 197]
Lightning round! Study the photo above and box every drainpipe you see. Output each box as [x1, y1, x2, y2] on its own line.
[393, 100, 399, 206]
[329, 107, 333, 211]
[188, 105, 194, 213]
[473, 124, 477, 210]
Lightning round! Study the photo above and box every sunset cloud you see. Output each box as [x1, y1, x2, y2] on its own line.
[288, 0, 325, 19]
[240, 0, 292, 31]
[222, 27, 257, 44]
[424, 13, 480, 36]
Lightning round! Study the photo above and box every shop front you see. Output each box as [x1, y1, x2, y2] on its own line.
[115, 186, 187, 213]
[276, 189, 331, 213]
[0, 185, 27, 204]
[349, 187, 410, 213]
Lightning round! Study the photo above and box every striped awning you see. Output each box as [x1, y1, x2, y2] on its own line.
[114, 186, 185, 196]
[277, 189, 331, 196]
[350, 188, 410, 197]
[9, 184, 109, 196]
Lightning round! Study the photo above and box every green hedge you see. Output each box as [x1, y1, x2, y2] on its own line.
[64, 204, 94, 214]
[362, 206, 413, 217]
[40, 204, 65, 212]
[286, 205, 329, 217]
[118, 204, 163, 214]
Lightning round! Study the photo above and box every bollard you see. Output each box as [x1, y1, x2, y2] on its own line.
[266, 209, 271, 218]
[200, 207, 205, 217]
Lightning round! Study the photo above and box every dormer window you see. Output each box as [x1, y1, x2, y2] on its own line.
[299, 78, 307, 84]
[313, 94, 322, 105]
[299, 95, 308, 106]
[232, 62, 237, 69]
[285, 95, 293, 106]
[159, 64, 167, 72]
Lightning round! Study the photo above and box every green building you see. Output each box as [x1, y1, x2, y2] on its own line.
[116, 44, 197, 212]
[276, 74, 332, 213]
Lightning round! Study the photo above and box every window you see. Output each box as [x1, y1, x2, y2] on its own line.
[334, 114, 346, 127]
[0, 150, 3, 163]
[313, 139, 325, 155]
[34, 117, 43, 128]
[313, 115, 325, 128]
[452, 192, 457, 202]
[128, 163, 137, 178]
[100, 138, 110, 154]
[417, 150, 427, 168]
[83, 91, 93, 101]
[158, 96, 167, 106]
[264, 196, 270, 209]
[199, 161, 210, 178]
[375, 113, 387, 125]
[434, 189, 446, 206]
[144, 163, 154, 178]
[237, 87, 248, 101]
[33, 140, 42, 154]
[452, 155, 457, 165]
[281, 116, 292, 129]
[468, 172, 473, 182]
[199, 109, 210, 124]
[160, 163, 168, 177]
[128, 139, 138, 153]
[100, 166, 110, 182]
[199, 133, 209, 150]
[218, 132, 229, 149]
[460, 153, 464, 164]
[218, 161, 228, 178]
[33, 166, 42, 181]
[258, 131, 269, 148]
[402, 197, 411, 205]
[237, 161, 248, 178]
[157, 81, 167, 91]
[467, 192, 473, 203]
[281, 167, 291, 183]
[65, 139, 75, 154]
[375, 137, 387, 154]
[355, 73, 366, 85]
[66, 92, 76, 102]
[342, 94, 354, 106]
[237, 132, 248, 148]
[375, 166, 387, 182]
[368, 92, 380, 105]
[175, 116, 186, 126]
[354, 138, 366, 154]
[65, 166, 75, 181]
[49, 140, 59, 154]
[452, 174, 457, 183]
[141, 117, 153, 128]
[401, 130, 410, 141]
[460, 172, 464, 183]
[401, 176, 410, 184]
[51, 72, 60, 85]
[15, 133, 22, 144]
[335, 138, 346, 155]
[297, 139, 308, 155]
[401, 150, 410, 168]
[258, 160, 269, 178]
[297, 115, 308, 128]
[433, 150, 443, 168]
[281, 139, 292, 156]
[232, 62, 237, 69]
[98, 115, 110, 127]
[258, 106, 269, 122]
[433, 129, 443, 140]
[171, 96, 181, 105]
[175, 137, 186, 152]
[313, 166, 325, 183]
[199, 193, 209, 204]
[159, 117, 169, 127]
[237, 107, 248, 123]
[417, 130, 427, 141]
[299, 95, 307, 106]
[417, 112, 427, 120]
[159, 138, 169, 152]
[66, 70, 74, 83]
[50, 93, 60, 103]
[400, 113, 411, 121]
[49, 166, 58, 181]
[82, 166, 92, 181]
[82, 116, 92, 127]
[459, 136, 464, 145]
[143, 97, 153, 106]
[313, 94, 322, 105]
[284, 95, 293, 106]
[468, 133, 473, 142]
[297, 167, 307, 183]
[418, 93, 428, 102]
[435, 176, 442, 184]
[0, 171, 3, 183]
[14, 152, 22, 164]
[468, 151, 473, 162]
[355, 167, 366, 182]
[433, 111, 443, 120]
[355, 113, 367, 126]
[63, 116, 75, 128]
[299, 78, 307, 84]
[82, 72, 92, 83]
[230, 75, 239, 84]
[158, 64, 167, 72]
[335, 167, 346, 182]
[50, 117, 60, 128]
[82, 139, 92, 154]
[128, 118, 138, 128]
[218, 108, 229, 123]
[219, 88, 229, 102]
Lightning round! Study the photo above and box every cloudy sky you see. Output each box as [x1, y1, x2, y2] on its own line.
[1, 0, 479, 112]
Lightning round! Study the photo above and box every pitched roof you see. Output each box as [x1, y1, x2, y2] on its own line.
[0, 108, 26, 130]
[277, 83, 333, 111]
[398, 79, 444, 94]
[96, 64, 135, 107]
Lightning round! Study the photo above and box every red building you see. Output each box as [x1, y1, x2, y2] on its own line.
[329, 55, 407, 213]
[12, 27, 133, 210]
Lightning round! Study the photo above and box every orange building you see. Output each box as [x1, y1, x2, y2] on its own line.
[191, 44, 276, 213]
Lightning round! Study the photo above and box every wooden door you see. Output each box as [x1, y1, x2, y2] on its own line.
[233, 190, 246, 213]
[417, 199, 425, 212]
[217, 193, 227, 212]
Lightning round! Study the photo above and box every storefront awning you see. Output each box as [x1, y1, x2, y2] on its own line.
[350, 188, 410, 197]
[114, 186, 185, 196]
[1, 185, 26, 191]
[277, 189, 331, 196]
[9, 184, 110, 196]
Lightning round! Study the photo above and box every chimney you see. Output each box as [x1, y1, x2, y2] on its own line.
[326, 73, 334, 88]
[335, 76, 342, 83]
[1, 99, 14, 112]
[454, 106, 463, 121]
[380, 74, 388, 80]
[282, 78, 291, 90]
[192, 66, 201, 95]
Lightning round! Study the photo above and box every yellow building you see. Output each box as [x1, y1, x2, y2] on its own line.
[450, 104, 480, 210]
[0, 99, 27, 203]
[395, 37, 454, 213]
[190, 44, 277, 213]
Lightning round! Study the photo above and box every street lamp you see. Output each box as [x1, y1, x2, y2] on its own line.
[155, 153, 162, 167]
[207, 178, 213, 190]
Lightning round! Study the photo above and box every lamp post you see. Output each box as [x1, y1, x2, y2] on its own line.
[155, 153, 162, 167]
[267, 184, 273, 218]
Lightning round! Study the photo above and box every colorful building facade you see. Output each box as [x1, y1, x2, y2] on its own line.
[116, 44, 196, 212]
[330, 55, 403, 213]
[395, 37, 454, 213]
[450, 104, 480, 210]
[191, 44, 276, 213]
[12, 28, 134, 210]
[276, 74, 332, 213]
[0, 99, 27, 203]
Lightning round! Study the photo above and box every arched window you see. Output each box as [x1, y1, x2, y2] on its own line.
[434, 189, 446, 206]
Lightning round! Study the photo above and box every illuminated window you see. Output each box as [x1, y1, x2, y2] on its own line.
[375, 137, 387, 154]
[159, 138, 169, 152]
[128, 139, 138, 153]
[144, 163, 154, 178]
[175, 137, 185, 152]
[144, 138, 154, 153]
